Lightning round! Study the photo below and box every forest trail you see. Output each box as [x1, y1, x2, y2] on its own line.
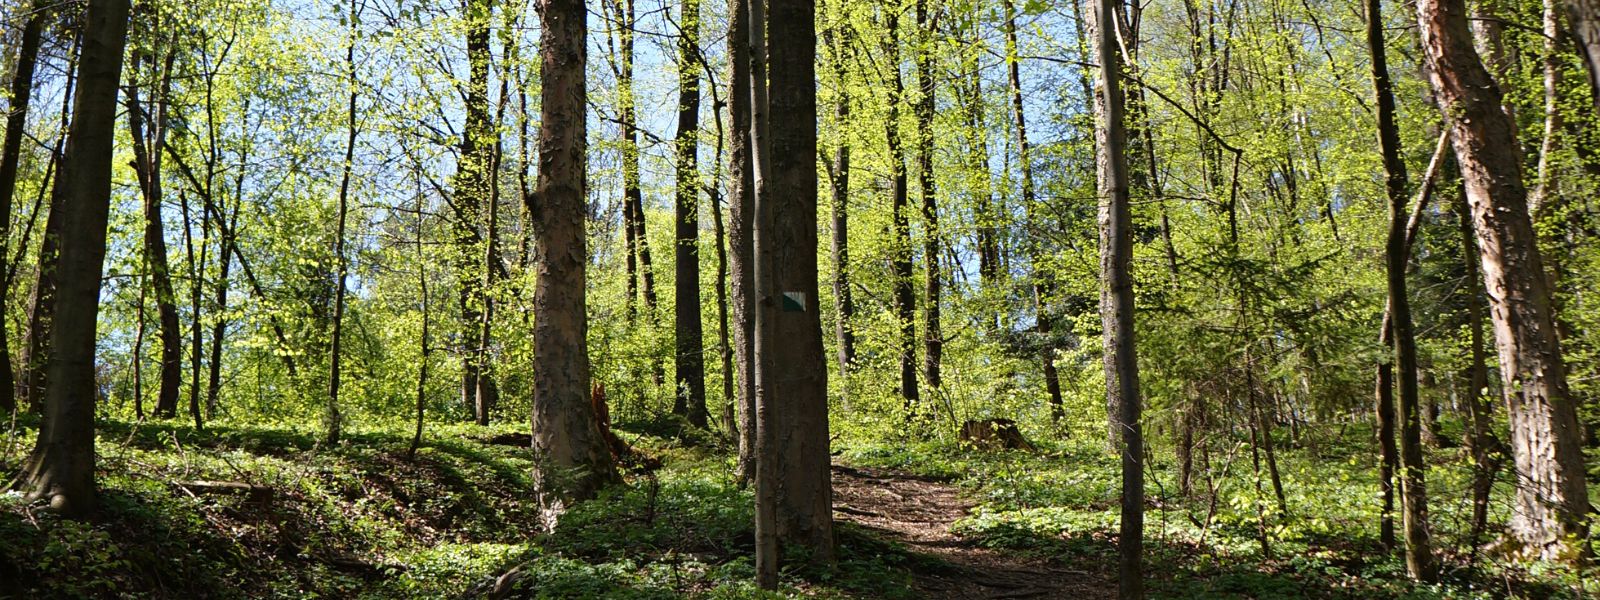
[830, 464, 1117, 600]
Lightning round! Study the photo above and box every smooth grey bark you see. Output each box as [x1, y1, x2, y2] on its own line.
[15, 0, 131, 518]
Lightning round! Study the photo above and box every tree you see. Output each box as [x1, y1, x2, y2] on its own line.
[915, 0, 942, 394]
[882, 6, 918, 408]
[14, 0, 131, 517]
[726, 0, 756, 485]
[326, 0, 361, 446]
[1567, 0, 1600, 112]
[823, 17, 855, 391]
[0, 0, 45, 415]
[530, 0, 619, 524]
[1417, 0, 1590, 558]
[672, 0, 707, 429]
[1002, 0, 1064, 422]
[1090, 0, 1143, 595]
[1367, 0, 1435, 578]
[458, 0, 499, 425]
[124, 38, 183, 421]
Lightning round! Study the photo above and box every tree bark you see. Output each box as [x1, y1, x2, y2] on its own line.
[1418, 0, 1590, 559]
[746, 0, 779, 586]
[883, 9, 918, 409]
[1459, 193, 1499, 562]
[1090, 0, 1144, 593]
[825, 21, 855, 392]
[1368, 0, 1436, 579]
[1565, 0, 1600, 114]
[326, 0, 360, 446]
[765, 0, 835, 567]
[0, 0, 45, 415]
[727, 0, 757, 486]
[460, 0, 498, 425]
[531, 0, 620, 526]
[916, 0, 942, 394]
[15, 0, 130, 517]
[672, 0, 708, 429]
[124, 43, 183, 421]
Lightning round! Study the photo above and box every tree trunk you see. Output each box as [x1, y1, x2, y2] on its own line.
[673, 0, 707, 429]
[727, 0, 757, 486]
[746, 0, 778, 582]
[1369, 0, 1436, 578]
[1418, 0, 1589, 559]
[124, 46, 183, 421]
[883, 10, 918, 409]
[1459, 193, 1499, 562]
[763, 0, 835, 568]
[460, 0, 497, 425]
[1376, 362, 1398, 549]
[825, 22, 855, 391]
[207, 123, 249, 415]
[530, 0, 620, 526]
[0, 0, 45, 415]
[1004, 0, 1064, 422]
[326, 0, 360, 446]
[1090, 0, 1143, 595]
[408, 169, 432, 461]
[1565, 0, 1600, 113]
[915, 0, 942, 394]
[15, 0, 130, 517]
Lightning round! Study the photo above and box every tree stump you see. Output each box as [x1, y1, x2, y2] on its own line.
[958, 419, 1038, 452]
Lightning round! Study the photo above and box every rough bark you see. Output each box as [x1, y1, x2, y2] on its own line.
[0, 0, 45, 415]
[531, 0, 620, 526]
[1418, 0, 1589, 558]
[766, 0, 835, 567]
[672, 0, 708, 429]
[15, 0, 130, 517]
[1369, 0, 1436, 578]
[1459, 193, 1499, 561]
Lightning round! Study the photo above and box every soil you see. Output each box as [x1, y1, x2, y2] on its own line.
[831, 464, 1118, 600]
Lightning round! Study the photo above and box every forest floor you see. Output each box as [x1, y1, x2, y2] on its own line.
[830, 463, 1117, 599]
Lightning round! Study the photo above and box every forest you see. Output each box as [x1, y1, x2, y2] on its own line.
[2, 0, 1599, 596]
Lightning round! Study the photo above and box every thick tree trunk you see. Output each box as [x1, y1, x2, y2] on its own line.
[672, 0, 707, 429]
[727, 0, 757, 486]
[764, 0, 835, 567]
[883, 11, 918, 409]
[1369, 0, 1436, 579]
[1090, 0, 1143, 594]
[915, 0, 942, 394]
[16, 0, 130, 517]
[0, 0, 46, 415]
[530, 0, 620, 526]
[1418, 0, 1589, 559]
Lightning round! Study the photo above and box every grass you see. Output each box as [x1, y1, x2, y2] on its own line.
[3, 414, 1596, 598]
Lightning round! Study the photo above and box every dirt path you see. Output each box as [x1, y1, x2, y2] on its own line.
[831, 464, 1116, 600]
